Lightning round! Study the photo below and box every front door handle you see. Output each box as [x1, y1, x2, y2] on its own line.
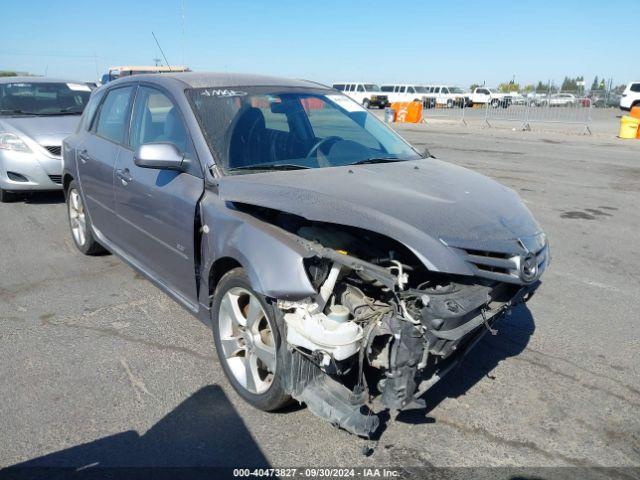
[116, 168, 132, 185]
[77, 149, 92, 164]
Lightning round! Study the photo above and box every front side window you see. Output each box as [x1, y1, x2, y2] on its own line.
[94, 86, 134, 144]
[129, 86, 192, 156]
[0, 82, 91, 116]
[380, 86, 392, 92]
[631, 83, 640, 93]
[187, 87, 420, 174]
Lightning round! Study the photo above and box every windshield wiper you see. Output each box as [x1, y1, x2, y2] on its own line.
[39, 109, 83, 116]
[349, 157, 403, 166]
[0, 109, 36, 115]
[228, 163, 311, 172]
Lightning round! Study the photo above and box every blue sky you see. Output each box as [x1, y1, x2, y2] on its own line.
[1, 0, 637, 88]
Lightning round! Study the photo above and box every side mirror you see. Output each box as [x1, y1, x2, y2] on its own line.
[134, 143, 186, 171]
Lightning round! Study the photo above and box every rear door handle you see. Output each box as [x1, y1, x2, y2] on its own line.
[115, 168, 132, 185]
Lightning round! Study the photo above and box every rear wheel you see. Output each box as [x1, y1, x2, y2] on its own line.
[66, 181, 105, 255]
[362, 99, 370, 109]
[211, 268, 291, 411]
[0, 188, 19, 203]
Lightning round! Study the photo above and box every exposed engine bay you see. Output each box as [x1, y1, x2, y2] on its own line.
[236, 204, 541, 436]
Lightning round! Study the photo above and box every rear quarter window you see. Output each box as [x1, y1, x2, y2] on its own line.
[79, 89, 105, 132]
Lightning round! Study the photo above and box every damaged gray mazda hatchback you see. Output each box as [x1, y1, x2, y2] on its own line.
[63, 72, 548, 436]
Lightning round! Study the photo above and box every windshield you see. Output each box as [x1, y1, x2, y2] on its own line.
[362, 84, 381, 92]
[448, 87, 464, 93]
[187, 87, 420, 174]
[0, 82, 91, 115]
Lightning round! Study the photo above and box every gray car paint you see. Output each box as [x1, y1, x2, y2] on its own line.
[64, 72, 541, 319]
[216, 159, 541, 275]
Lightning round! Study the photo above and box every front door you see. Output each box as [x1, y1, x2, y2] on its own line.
[113, 85, 204, 309]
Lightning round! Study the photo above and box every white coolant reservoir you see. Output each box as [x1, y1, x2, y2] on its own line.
[327, 304, 350, 323]
[284, 308, 362, 362]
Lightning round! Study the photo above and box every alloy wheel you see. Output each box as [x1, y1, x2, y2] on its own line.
[68, 188, 86, 247]
[217, 287, 277, 394]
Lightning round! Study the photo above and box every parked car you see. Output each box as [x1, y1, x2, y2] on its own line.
[0, 77, 92, 202]
[526, 92, 548, 106]
[423, 85, 470, 108]
[620, 81, 640, 111]
[100, 65, 191, 84]
[380, 84, 429, 104]
[63, 72, 548, 436]
[547, 93, 576, 107]
[331, 83, 388, 109]
[506, 92, 526, 105]
[469, 87, 512, 107]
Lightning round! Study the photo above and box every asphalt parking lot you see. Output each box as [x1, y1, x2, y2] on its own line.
[1, 120, 639, 476]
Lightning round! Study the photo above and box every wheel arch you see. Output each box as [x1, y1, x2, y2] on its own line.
[208, 256, 243, 301]
[62, 173, 74, 195]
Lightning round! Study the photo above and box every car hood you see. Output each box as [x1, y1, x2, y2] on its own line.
[0, 116, 80, 144]
[217, 159, 542, 274]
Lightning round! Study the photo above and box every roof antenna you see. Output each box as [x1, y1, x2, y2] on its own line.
[151, 31, 172, 71]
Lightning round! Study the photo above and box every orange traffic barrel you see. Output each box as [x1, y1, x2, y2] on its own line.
[630, 106, 640, 120]
[618, 115, 640, 139]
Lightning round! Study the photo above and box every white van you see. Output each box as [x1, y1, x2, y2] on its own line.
[331, 83, 389, 109]
[380, 84, 429, 104]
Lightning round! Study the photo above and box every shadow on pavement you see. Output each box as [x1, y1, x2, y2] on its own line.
[23, 191, 65, 205]
[3, 385, 270, 477]
[396, 304, 535, 425]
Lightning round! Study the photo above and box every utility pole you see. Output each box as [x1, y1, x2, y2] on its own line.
[181, 0, 186, 65]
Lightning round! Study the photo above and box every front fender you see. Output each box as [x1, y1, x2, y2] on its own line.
[200, 193, 316, 302]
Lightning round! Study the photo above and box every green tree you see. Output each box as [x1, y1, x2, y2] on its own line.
[498, 82, 520, 93]
[591, 76, 599, 91]
[469, 83, 480, 92]
[0, 71, 18, 77]
[523, 84, 535, 93]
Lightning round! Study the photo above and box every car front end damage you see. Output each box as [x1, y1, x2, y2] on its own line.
[227, 203, 548, 436]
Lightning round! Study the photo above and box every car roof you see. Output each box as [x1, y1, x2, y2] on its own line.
[0, 76, 88, 85]
[108, 72, 329, 90]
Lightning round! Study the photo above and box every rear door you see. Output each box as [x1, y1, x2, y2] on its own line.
[113, 84, 204, 309]
[78, 85, 135, 237]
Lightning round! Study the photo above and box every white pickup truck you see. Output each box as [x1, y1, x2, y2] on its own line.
[423, 85, 470, 108]
[469, 87, 512, 108]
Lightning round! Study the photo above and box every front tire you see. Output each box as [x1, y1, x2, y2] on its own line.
[66, 181, 105, 255]
[362, 99, 370, 109]
[211, 268, 291, 411]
